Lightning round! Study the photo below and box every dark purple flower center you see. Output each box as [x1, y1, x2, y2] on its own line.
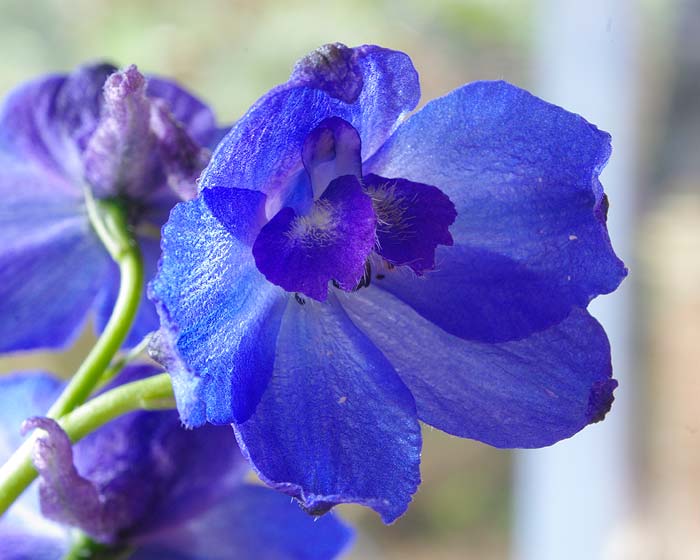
[251, 118, 456, 302]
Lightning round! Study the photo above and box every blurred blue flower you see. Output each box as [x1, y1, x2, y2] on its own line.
[0, 63, 225, 351]
[0, 367, 353, 560]
[149, 43, 627, 522]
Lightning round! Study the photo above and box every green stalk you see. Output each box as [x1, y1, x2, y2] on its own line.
[48, 197, 144, 418]
[0, 374, 175, 516]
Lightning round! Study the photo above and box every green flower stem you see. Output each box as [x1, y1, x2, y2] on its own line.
[95, 333, 153, 392]
[0, 373, 175, 516]
[47, 198, 144, 419]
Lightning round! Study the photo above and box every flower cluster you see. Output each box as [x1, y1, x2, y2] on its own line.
[0, 41, 626, 558]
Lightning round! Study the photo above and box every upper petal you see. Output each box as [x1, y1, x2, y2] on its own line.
[0, 63, 115, 181]
[366, 80, 627, 340]
[234, 295, 422, 524]
[149, 188, 287, 425]
[131, 485, 353, 560]
[199, 44, 419, 211]
[342, 287, 618, 448]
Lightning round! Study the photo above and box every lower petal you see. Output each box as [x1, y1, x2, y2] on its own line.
[252, 175, 376, 301]
[342, 287, 617, 448]
[131, 485, 353, 560]
[374, 244, 576, 343]
[234, 295, 421, 524]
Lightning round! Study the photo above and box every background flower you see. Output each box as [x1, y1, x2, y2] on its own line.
[0, 63, 223, 353]
[0, 366, 353, 560]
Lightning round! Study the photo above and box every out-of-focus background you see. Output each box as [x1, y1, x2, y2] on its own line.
[0, 0, 697, 558]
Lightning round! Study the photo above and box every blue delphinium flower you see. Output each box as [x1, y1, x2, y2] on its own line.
[149, 43, 627, 522]
[0, 63, 224, 351]
[0, 367, 353, 559]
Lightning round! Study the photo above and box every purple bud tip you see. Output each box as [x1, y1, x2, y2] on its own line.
[586, 378, 618, 424]
[103, 64, 146, 102]
[291, 43, 363, 104]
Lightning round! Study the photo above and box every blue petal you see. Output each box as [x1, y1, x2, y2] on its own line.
[0, 533, 66, 560]
[342, 287, 617, 448]
[0, 216, 109, 351]
[252, 175, 376, 301]
[0, 373, 68, 560]
[0, 372, 63, 462]
[365, 80, 627, 341]
[200, 44, 419, 213]
[374, 244, 576, 342]
[149, 188, 287, 425]
[234, 295, 421, 524]
[131, 485, 353, 560]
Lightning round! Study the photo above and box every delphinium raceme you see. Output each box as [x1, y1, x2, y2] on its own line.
[0, 41, 627, 556]
[0, 62, 355, 559]
[0, 366, 352, 559]
[150, 43, 627, 522]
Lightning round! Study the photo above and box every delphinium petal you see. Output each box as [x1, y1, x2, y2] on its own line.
[131, 485, 354, 560]
[200, 44, 419, 214]
[365, 80, 627, 342]
[234, 295, 421, 523]
[342, 289, 616, 447]
[149, 188, 286, 426]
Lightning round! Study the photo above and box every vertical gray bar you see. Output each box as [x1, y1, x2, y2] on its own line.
[514, 1, 638, 559]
